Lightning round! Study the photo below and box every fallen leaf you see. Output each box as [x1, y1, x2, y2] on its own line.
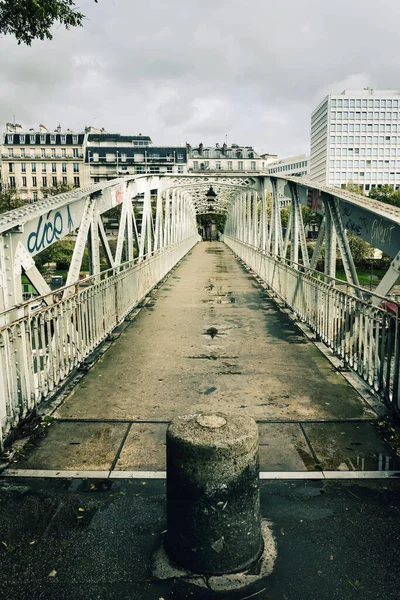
[48, 570, 57, 577]
[78, 508, 85, 512]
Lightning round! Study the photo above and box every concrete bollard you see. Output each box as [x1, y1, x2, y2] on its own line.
[166, 413, 262, 575]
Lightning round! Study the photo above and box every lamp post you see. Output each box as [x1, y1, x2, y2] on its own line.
[205, 186, 217, 241]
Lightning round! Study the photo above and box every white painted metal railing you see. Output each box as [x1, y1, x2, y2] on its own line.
[0, 235, 198, 448]
[224, 236, 400, 415]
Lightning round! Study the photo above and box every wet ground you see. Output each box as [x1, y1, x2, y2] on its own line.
[0, 477, 399, 600]
[2, 242, 397, 476]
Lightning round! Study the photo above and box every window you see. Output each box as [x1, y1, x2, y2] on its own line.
[73, 148, 79, 158]
[62, 148, 66, 158]
[238, 161, 243, 170]
[251, 161, 256, 170]
[228, 161, 233, 169]
[177, 165, 183, 173]
[72, 135, 78, 144]
[8, 148, 14, 157]
[40, 134, 46, 144]
[52, 177, 57, 187]
[41, 148, 46, 158]
[62, 163, 67, 173]
[8, 163, 14, 173]
[20, 148, 25, 157]
[62, 176, 67, 185]
[22, 176, 27, 187]
[73, 177, 80, 187]
[50, 134, 56, 144]
[51, 148, 56, 158]
[177, 153, 184, 161]
[121, 153, 126, 162]
[215, 162, 221, 170]
[93, 153, 99, 162]
[193, 161, 198, 169]
[42, 163, 46, 173]
[21, 163, 26, 173]
[61, 135, 66, 144]
[52, 163, 56, 173]
[33, 191, 38, 201]
[31, 163, 36, 173]
[6, 133, 13, 144]
[30, 135, 35, 144]
[9, 176, 15, 187]
[32, 176, 37, 187]
[42, 176, 47, 187]
[73, 163, 79, 173]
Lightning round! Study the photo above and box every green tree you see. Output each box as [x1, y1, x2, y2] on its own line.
[0, 185, 26, 214]
[0, 0, 97, 45]
[369, 185, 400, 207]
[347, 233, 374, 266]
[47, 182, 75, 196]
[342, 181, 366, 195]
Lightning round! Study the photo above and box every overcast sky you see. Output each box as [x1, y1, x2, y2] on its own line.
[0, 0, 399, 157]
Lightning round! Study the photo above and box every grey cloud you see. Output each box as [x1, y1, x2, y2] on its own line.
[0, 0, 399, 154]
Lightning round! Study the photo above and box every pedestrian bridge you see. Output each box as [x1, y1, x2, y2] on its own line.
[0, 172, 399, 466]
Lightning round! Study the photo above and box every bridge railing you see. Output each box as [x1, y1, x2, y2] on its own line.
[224, 236, 400, 416]
[0, 235, 198, 449]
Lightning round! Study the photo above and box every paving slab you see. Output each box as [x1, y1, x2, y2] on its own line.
[258, 423, 316, 471]
[114, 423, 167, 471]
[11, 422, 127, 471]
[303, 422, 399, 472]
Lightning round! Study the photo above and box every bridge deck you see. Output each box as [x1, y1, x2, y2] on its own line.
[7, 242, 398, 475]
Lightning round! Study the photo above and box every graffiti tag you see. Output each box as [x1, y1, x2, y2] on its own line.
[371, 218, 395, 245]
[27, 206, 74, 253]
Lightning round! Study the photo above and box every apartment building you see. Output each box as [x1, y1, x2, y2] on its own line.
[310, 89, 400, 191]
[187, 143, 267, 172]
[87, 131, 187, 182]
[1, 123, 87, 201]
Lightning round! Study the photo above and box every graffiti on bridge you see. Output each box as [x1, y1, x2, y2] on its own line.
[27, 206, 74, 253]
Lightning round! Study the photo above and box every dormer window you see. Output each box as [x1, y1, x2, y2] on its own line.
[61, 135, 66, 144]
[30, 134, 36, 144]
[20, 134, 25, 144]
[72, 135, 78, 144]
[6, 134, 13, 144]
[50, 134, 56, 144]
[40, 134, 46, 144]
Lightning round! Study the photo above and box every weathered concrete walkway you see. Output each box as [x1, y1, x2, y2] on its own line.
[6, 242, 398, 474]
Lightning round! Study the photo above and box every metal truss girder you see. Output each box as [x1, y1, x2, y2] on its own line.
[372, 250, 400, 303]
[324, 195, 361, 295]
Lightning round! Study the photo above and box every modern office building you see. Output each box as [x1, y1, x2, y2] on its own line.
[86, 131, 187, 182]
[310, 89, 400, 191]
[187, 143, 267, 172]
[267, 154, 309, 177]
[1, 123, 87, 202]
[266, 154, 309, 206]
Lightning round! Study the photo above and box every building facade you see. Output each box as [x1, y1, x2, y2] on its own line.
[266, 154, 309, 177]
[310, 89, 400, 191]
[86, 131, 187, 182]
[187, 143, 267, 172]
[1, 123, 87, 202]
